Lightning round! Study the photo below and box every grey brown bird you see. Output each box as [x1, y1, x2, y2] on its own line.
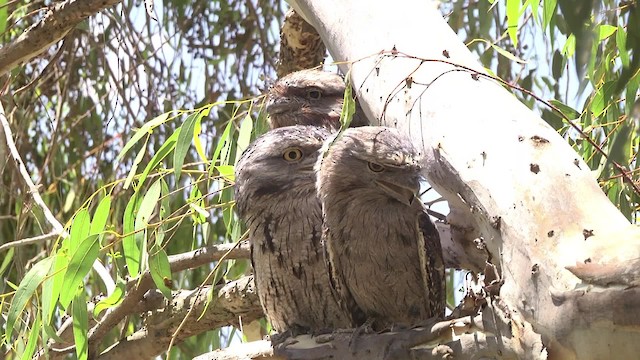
[234, 125, 354, 338]
[267, 69, 369, 130]
[316, 126, 445, 330]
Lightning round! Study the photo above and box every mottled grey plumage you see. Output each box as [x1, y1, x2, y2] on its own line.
[234, 125, 354, 336]
[316, 126, 445, 330]
[267, 69, 369, 130]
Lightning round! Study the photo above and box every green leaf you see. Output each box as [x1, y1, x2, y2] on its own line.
[72, 291, 89, 360]
[525, 0, 539, 24]
[215, 165, 235, 182]
[543, 0, 557, 31]
[234, 114, 254, 164]
[44, 250, 69, 324]
[490, 43, 526, 63]
[59, 234, 100, 310]
[124, 141, 148, 190]
[0, 247, 14, 277]
[123, 194, 142, 277]
[562, 34, 576, 58]
[591, 81, 616, 118]
[5, 257, 54, 341]
[549, 100, 580, 120]
[149, 245, 172, 298]
[136, 179, 161, 229]
[597, 24, 617, 42]
[340, 76, 356, 128]
[0, 0, 7, 35]
[211, 120, 234, 170]
[90, 196, 111, 235]
[20, 310, 41, 360]
[608, 122, 632, 166]
[139, 129, 179, 187]
[506, 0, 521, 47]
[174, 112, 199, 180]
[117, 112, 171, 162]
[70, 209, 91, 253]
[93, 279, 126, 317]
[617, 25, 629, 67]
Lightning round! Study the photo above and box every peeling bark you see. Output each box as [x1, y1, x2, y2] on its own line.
[276, 8, 326, 77]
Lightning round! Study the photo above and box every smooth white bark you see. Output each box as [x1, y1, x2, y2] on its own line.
[290, 1, 639, 358]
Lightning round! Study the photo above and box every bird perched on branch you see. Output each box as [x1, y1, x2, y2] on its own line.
[316, 126, 445, 330]
[267, 69, 369, 130]
[234, 125, 353, 338]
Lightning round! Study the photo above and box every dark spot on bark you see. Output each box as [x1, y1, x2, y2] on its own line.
[311, 226, 320, 247]
[375, 67, 380, 76]
[584, 257, 591, 263]
[531, 264, 539, 274]
[292, 264, 304, 279]
[574, 158, 581, 169]
[583, 229, 594, 240]
[277, 253, 285, 266]
[399, 234, 413, 246]
[530, 135, 549, 145]
[518, 135, 524, 142]
[406, 77, 413, 89]
[547, 230, 554, 237]
[530, 163, 540, 174]
[471, 73, 480, 80]
[443, 50, 450, 58]
[491, 216, 501, 230]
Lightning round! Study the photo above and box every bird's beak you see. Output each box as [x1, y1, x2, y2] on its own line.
[266, 97, 295, 115]
[375, 179, 422, 208]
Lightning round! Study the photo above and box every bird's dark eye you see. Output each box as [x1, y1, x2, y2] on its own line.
[283, 148, 304, 162]
[307, 88, 322, 100]
[367, 162, 385, 172]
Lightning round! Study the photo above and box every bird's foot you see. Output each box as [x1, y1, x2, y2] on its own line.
[270, 324, 309, 347]
[348, 318, 376, 353]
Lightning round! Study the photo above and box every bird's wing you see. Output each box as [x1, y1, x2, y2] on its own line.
[322, 223, 365, 327]
[417, 211, 446, 317]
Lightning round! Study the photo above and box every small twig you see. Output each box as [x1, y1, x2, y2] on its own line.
[0, 231, 59, 253]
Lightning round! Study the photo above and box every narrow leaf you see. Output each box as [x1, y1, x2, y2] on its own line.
[123, 141, 148, 190]
[506, 0, 521, 47]
[70, 209, 91, 253]
[543, 0, 557, 31]
[59, 235, 100, 310]
[597, 24, 617, 42]
[93, 278, 125, 317]
[45, 250, 68, 324]
[617, 25, 629, 67]
[135, 179, 162, 229]
[139, 129, 179, 186]
[117, 112, 170, 162]
[72, 291, 89, 360]
[234, 114, 254, 164]
[174, 112, 199, 180]
[149, 245, 172, 298]
[549, 100, 580, 120]
[90, 196, 111, 235]
[5, 257, 54, 341]
[123, 194, 142, 277]
[20, 310, 41, 360]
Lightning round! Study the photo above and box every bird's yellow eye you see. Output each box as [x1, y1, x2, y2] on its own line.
[367, 162, 385, 172]
[283, 148, 303, 162]
[307, 88, 322, 100]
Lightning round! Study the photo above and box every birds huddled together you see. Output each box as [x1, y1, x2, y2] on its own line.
[234, 69, 445, 342]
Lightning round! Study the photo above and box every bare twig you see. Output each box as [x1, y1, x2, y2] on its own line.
[0, 231, 59, 253]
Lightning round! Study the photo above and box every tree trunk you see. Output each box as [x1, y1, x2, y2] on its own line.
[289, 1, 640, 359]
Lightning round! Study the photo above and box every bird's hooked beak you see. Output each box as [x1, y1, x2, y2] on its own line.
[375, 179, 422, 209]
[267, 96, 296, 115]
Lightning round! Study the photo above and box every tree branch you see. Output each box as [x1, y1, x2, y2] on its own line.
[0, 0, 125, 77]
[96, 276, 262, 359]
[193, 297, 544, 360]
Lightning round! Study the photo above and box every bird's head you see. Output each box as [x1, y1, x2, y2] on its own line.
[235, 125, 330, 216]
[317, 126, 423, 208]
[267, 69, 347, 130]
